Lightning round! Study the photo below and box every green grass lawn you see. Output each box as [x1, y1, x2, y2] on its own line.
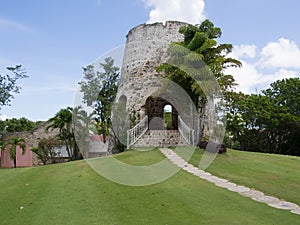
[185, 147, 300, 206]
[0, 149, 299, 225]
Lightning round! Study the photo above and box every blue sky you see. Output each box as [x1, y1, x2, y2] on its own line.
[0, 0, 299, 121]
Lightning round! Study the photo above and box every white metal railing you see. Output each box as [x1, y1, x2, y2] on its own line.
[178, 115, 195, 145]
[127, 116, 148, 148]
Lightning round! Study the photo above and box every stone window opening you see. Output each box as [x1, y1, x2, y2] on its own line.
[145, 96, 178, 130]
[163, 104, 172, 130]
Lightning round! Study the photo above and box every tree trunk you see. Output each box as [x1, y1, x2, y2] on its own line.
[63, 138, 72, 161]
[14, 148, 17, 168]
[102, 122, 107, 144]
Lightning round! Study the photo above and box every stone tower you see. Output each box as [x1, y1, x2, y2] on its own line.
[115, 21, 199, 147]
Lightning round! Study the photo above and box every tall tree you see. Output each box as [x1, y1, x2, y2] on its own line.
[78, 57, 120, 143]
[32, 137, 63, 165]
[73, 106, 96, 158]
[0, 65, 28, 110]
[262, 78, 300, 116]
[157, 19, 241, 140]
[227, 78, 300, 155]
[47, 107, 80, 160]
[3, 137, 26, 168]
[0, 117, 35, 133]
[110, 98, 129, 153]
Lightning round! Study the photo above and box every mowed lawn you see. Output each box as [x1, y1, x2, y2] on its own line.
[185, 147, 300, 206]
[0, 149, 299, 225]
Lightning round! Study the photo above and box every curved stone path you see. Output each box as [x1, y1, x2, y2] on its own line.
[159, 148, 300, 216]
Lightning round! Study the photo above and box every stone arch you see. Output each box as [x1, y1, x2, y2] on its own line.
[118, 95, 127, 107]
[144, 96, 178, 130]
[116, 95, 127, 117]
[163, 104, 172, 129]
[163, 104, 178, 130]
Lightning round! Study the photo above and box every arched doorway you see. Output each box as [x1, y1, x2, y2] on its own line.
[144, 96, 178, 130]
[163, 105, 172, 129]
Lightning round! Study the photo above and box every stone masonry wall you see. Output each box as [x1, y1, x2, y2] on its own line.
[2, 122, 59, 166]
[117, 21, 188, 117]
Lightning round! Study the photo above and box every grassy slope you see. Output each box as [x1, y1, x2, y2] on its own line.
[0, 149, 299, 225]
[186, 148, 300, 206]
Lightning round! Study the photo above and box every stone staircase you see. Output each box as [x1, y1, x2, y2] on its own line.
[132, 130, 188, 147]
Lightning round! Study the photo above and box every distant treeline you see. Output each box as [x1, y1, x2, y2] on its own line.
[225, 77, 300, 156]
[0, 117, 43, 133]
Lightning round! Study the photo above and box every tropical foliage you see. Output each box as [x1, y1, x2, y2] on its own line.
[32, 137, 63, 165]
[158, 20, 241, 107]
[157, 19, 241, 140]
[0, 65, 28, 110]
[2, 137, 26, 168]
[73, 106, 96, 158]
[0, 117, 41, 133]
[226, 78, 300, 156]
[47, 107, 81, 161]
[78, 57, 120, 143]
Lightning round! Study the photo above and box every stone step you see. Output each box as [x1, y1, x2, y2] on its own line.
[132, 130, 189, 147]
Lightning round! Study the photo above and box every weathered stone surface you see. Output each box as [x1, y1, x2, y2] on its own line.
[227, 185, 251, 193]
[269, 201, 299, 210]
[239, 190, 265, 199]
[291, 208, 300, 215]
[133, 130, 188, 147]
[117, 21, 187, 116]
[2, 122, 59, 166]
[114, 21, 202, 148]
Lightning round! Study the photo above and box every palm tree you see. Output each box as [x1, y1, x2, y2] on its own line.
[73, 107, 96, 158]
[47, 107, 74, 160]
[3, 137, 26, 168]
[158, 20, 242, 106]
[157, 19, 242, 141]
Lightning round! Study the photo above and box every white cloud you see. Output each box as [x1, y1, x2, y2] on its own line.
[144, 0, 205, 24]
[260, 38, 300, 69]
[230, 44, 257, 59]
[0, 17, 33, 33]
[0, 114, 7, 121]
[259, 69, 298, 85]
[226, 44, 299, 94]
[226, 60, 262, 94]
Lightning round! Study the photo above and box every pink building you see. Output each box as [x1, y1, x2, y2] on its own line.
[0, 145, 32, 168]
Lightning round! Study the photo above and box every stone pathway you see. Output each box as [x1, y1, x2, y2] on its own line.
[159, 148, 300, 216]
